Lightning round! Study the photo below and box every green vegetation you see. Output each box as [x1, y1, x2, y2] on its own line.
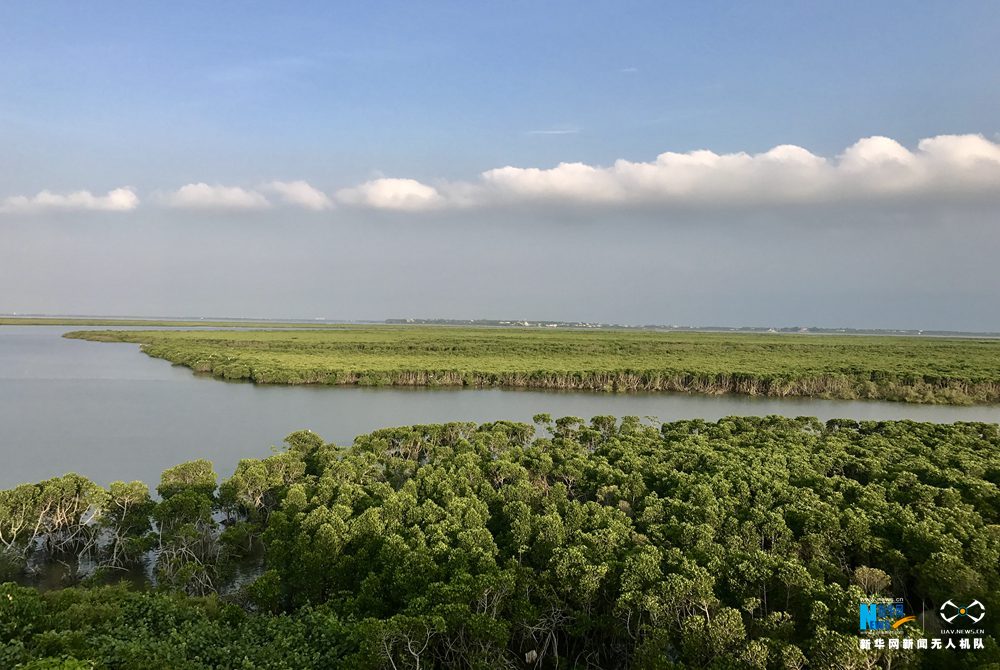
[67, 326, 1000, 403]
[2, 416, 999, 668]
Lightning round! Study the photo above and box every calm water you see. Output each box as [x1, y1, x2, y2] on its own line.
[2, 325, 998, 488]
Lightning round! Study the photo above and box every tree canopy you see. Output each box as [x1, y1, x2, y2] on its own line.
[2, 417, 998, 668]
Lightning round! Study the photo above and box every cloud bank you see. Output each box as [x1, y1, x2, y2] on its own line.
[159, 183, 272, 210]
[2, 134, 998, 218]
[342, 133, 1000, 212]
[336, 178, 444, 211]
[0, 187, 138, 214]
[262, 180, 333, 211]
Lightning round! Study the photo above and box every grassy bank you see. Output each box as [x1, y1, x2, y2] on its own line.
[65, 326, 1000, 404]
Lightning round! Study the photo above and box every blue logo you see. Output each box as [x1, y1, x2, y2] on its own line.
[860, 601, 909, 631]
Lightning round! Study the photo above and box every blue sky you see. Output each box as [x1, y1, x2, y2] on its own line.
[2, 2, 999, 328]
[5, 1, 998, 188]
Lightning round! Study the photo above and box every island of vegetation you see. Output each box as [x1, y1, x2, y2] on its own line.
[1, 416, 998, 668]
[65, 326, 1000, 404]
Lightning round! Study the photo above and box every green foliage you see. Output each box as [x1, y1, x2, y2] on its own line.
[220, 452, 306, 523]
[2, 417, 999, 668]
[67, 326, 1000, 403]
[151, 461, 224, 595]
[0, 583, 357, 669]
[0, 475, 106, 564]
[852, 566, 891, 595]
[0, 484, 44, 555]
[99, 481, 155, 569]
[157, 460, 217, 500]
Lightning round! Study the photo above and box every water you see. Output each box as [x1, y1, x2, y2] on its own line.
[2, 325, 998, 489]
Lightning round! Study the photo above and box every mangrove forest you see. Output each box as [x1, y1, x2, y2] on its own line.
[2, 416, 998, 668]
[65, 327, 1000, 404]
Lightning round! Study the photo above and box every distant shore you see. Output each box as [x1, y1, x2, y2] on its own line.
[0, 317, 350, 329]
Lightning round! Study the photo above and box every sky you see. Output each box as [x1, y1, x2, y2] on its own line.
[2, 2, 999, 330]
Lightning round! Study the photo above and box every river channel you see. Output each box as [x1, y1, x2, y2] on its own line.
[2, 325, 997, 488]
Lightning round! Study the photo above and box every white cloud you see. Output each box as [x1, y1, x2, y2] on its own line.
[160, 183, 271, 210]
[335, 133, 1000, 212]
[336, 178, 444, 211]
[261, 180, 332, 210]
[0, 187, 139, 214]
[6, 134, 997, 221]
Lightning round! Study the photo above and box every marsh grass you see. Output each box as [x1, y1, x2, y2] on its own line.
[66, 326, 1000, 404]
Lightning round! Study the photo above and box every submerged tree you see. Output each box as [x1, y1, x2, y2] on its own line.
[153, 460, 220, 595]
[98, 480, 155, 570]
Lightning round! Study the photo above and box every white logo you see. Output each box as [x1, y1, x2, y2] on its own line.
[940, 600, 986, 624]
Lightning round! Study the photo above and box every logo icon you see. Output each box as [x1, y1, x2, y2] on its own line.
[940, 600, 986, 624]
[860, 601, 914, 631]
